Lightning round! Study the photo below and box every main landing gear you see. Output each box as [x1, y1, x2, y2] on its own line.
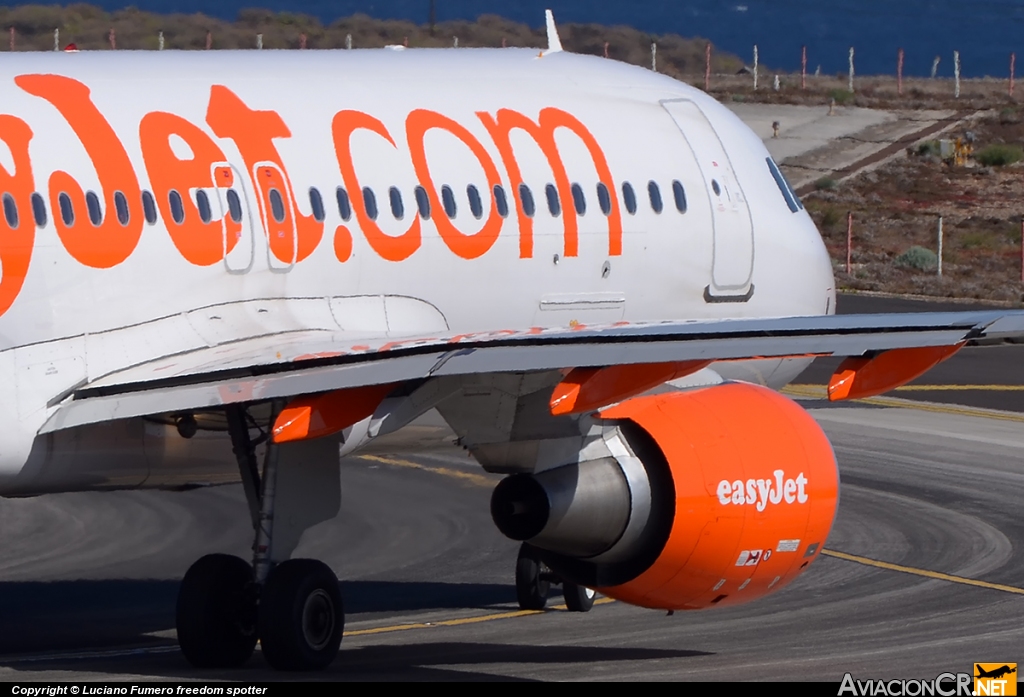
[515, 543, 596, 613]
[176, 405, 345, 671]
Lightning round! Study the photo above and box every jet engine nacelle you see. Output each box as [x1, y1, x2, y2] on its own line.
[490, 382, 838, 611]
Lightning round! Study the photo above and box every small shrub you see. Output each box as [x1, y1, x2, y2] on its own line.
[959, 231, 998, 250]
[895, 246, 938, 271]
[916, 140, 941, 157]
[975, 144, 1024, 167]
[828, 88, 853, 105]
[815, 177, 837, 191]
[820, 207, 841, 228]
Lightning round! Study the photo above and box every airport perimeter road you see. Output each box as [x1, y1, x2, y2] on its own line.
[728, 103, 962, 192]
[0, 396, 1022, 681]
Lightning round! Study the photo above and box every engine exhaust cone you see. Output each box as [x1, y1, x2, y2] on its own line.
[490, 474, 550, 541]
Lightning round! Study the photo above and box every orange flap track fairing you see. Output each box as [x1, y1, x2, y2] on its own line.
[549, 360, 712, 415]
[272, 383, 397, 443]
[827, 343, 964, 402]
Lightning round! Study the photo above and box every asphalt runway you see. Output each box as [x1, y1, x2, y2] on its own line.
[0, 294, 1022, 681]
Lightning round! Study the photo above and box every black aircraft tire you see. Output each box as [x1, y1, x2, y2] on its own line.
[176, 554, 258, 668]
[515, 544, 550, 610]
[563, 582, 597, 612]
[258, 559, 344, 671]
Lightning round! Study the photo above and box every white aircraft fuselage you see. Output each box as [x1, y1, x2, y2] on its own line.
[0, 47, 833, 493]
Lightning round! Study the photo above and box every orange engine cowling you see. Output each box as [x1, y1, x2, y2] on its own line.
[489, 382, 839, 611]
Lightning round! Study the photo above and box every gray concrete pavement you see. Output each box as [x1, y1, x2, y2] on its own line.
[728, 103, 960, 190]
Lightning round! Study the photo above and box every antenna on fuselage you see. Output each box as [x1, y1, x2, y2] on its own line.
[542, 9, 563, 56]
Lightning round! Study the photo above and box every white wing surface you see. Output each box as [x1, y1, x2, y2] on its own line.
[42, 310, 1024, 434]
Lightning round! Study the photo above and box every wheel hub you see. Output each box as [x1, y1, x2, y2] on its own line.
[302, 589, 336, 651]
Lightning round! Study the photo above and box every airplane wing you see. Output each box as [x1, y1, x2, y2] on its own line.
[41, 309, 1024, 434]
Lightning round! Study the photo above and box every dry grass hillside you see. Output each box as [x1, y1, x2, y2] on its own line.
[0, 4, 744, 79]
[803, 109, 1024, 304]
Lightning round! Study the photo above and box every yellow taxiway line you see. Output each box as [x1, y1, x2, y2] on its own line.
[822, 550, 1024, 596]
[783, 385, 1024, 423]
[892, 385, 1024, 391]
[359, 453, 496, 487]
[345, 598, 616, 638]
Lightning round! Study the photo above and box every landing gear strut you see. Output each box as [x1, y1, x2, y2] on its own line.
[176, 404, 344, 670]
[514, 543, 596, 612]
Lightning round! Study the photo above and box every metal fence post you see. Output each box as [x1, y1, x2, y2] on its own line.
[848, 46, 855, 93]
[753, 45, 758, 90]
[954, 50, 961, 98]
[801, 45, 807, 90]
[897, 48, 904, 96]
[704, 42, 711, 91]
[846, 212, 853, 275]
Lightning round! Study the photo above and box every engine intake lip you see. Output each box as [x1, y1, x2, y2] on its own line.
[491, 474, 550, 541]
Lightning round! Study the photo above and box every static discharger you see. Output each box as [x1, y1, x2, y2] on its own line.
[549, 360, 711, 415]
[827, 343, 963, 402]
[273, 383, 396, 443]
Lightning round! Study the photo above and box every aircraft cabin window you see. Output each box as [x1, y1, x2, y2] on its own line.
[2, 193, 18, 229]
[711, 179, 721, 197]
[86, 191, 103, 226]
[309, 187, 325, 223]
[114, 191, 130, 226]
[59, 192, 75, 227]
[648, 181, 663, 214]
[441, 185, 457, 219]
[168, 190, 185, 225]
[362, 187, 378, 221]
[389, 186, 405, 220]
[195, 190, 212, 224]
[141, 190, 157, 225]
[545, 184, 561, 217]
[622, 182, 637, 215]
[269, 188, 287, 224]
[336, 187, 352, 221]
[766, 157, 801, 213]
[596, 183, 612, 216]
[672, 180, 687, 213]
[467, 184, 483, 220]
[493, 185, 509, 218]
[414, 186, 431, 219]
[571, 183, 586, 216]
[31, 192, 46, 228]
[226, 190, 243, 223]
[518, 184, 535, 217]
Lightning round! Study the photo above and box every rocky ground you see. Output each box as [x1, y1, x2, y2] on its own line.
[798, 107, 1024, 304]
[700, 73, 1024, 305]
